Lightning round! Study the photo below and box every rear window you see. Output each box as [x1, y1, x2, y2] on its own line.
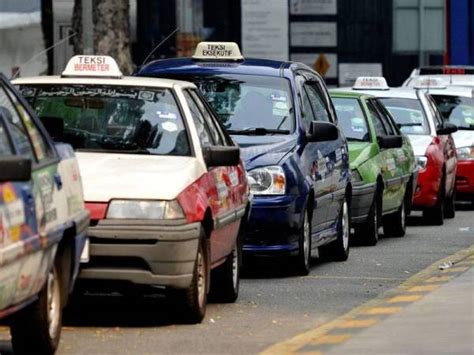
[20, 85, 191, 156]
[430, 95, 474, 130]
[332, 97, 370, 142]
[378, 98, 430, 135]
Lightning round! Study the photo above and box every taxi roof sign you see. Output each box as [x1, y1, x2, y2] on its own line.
[61, 55, 123, 79]
[192, 42, 244, 61]
[353, 77, 389, 90]
[413, 77, 447, 89]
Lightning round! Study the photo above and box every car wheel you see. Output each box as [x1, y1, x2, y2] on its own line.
[355, 196, 379, 246]
[294, 208, 311, 275]
[10, 263, 63, 355]
[209, 239, 240, 303]
[444, 190, 456, 219]
[176, 236, 209, 324]
[383, 198, 406, 238]
[327, 199, 350, 261]
[423, 175, 445, 225]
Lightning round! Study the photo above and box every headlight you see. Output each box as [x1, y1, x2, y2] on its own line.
[351, 169, 362, 183]
[247, 166, 286, 195]
[457, 146, 474, 161]
[107, 200, 184, 219]
[416, 156, 428, 169]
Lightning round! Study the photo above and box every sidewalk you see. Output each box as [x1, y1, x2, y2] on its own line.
[327, 267, 474, 355]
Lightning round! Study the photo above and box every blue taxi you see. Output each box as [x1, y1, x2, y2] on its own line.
[136, 42, 351, 274]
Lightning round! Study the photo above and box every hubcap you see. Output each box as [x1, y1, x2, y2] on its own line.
[400, 203, 406, 231]
[197, 250, 206, 308]
[342, 202, 349, 250]
[47, 267, 61, 339]
[232, 245, 239, 289]
[303, 213, 310, 267]
[373, 202, 378, 239]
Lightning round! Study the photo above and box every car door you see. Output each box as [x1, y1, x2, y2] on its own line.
[183, 89, 241, 266]
[302, 72, 347, 229]
[366, 99, 400, 212]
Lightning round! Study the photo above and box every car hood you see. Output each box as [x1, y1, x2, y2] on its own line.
[452, 130, 474, 148]
[407, 135, 433, 156]
[232, 135, 297, 170]
[348, 142, 376, 169]
[76, 152, 205, 202]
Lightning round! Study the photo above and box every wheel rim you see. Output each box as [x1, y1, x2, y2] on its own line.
[197, 249, 206, 308]
[47, 267, 61, 339]
[400, 202, 406, 231]
[373, 202, 378, 240]
[303, 213, 310, 267]
[342, 202, 349, 250]
[232, 244, 239, 290]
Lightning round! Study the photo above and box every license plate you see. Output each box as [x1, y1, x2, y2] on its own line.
[80, 238, 90, 263]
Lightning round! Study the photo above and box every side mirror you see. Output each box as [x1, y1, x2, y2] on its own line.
[436, 122, 458, 135]
[307, 121, 339, 142]
[0, 156, 32, 182]
[203, 146, 240, 167]
[377, 135, 403, 149]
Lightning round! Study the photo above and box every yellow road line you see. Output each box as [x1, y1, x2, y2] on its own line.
[260, 246, 474, 355]
[408, 284, 440, 292]
[301, 275, 404, 281]
[387, 294, 423, 303]
[362, 307, 402, 315]
[424, 275, 454, 283]
[442, 266, 470, 273]
[337, 318, 379, 328]
[311, 334, 351, 345]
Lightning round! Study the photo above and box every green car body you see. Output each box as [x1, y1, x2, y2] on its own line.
[330, 90, 417, 242]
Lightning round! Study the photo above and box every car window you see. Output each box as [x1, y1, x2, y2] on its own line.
[0, 121, 13, 155]
[367, 100, 387, 136]
[373, 101, 396, 135]
[183, 90, 214, 146]
[0, 86, 35, 160]
[4, 84, 53, 162]
[22, 85, 191, 156]
[425, 95, 444, 128]
[378, 97, 430, 135]
[296, 75, 316, 131]
[332, 97, 370, 142]
[430, 94, 474, 130]
[188, 90, 225, 145]
[304, 82, 331, 123]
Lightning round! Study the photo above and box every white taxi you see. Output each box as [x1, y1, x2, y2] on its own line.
[14, 55, 250, 323]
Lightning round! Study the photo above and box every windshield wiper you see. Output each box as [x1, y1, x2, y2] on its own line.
[227, 127, 290, 136]
[457, 125, 474, 130]
[77, 148, 151, 154]
[346, 137, 367, 142]
[396, 123, 422, 127]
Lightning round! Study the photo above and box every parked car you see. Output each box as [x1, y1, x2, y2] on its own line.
[403, 66, 474, 88]
[14, 55, 250, 323]
[349, 78, 458, 224]
[330, 83, 416, 245]
[0, 73, 89, 354]
[135, 42, 352, 275]
[413, 81, 474, 203]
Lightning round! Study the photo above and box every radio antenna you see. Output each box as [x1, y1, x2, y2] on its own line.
[11, 31, 78, 80]
[140, 27, 180, 68]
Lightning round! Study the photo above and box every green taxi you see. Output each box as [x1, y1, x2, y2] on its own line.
[330, 89, 417, 245]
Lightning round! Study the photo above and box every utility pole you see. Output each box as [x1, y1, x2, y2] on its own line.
[82, 0, 94, 54]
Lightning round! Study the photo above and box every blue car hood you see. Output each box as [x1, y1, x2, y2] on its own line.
[232, 135, 297, 170]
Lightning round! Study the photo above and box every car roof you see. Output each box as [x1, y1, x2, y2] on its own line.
[137, 57, 297, 78]
[416, 85, 473, 98]
[405, 75, 474, 87]
[332, 86, 419, 99]
[13, 75, 196, 90]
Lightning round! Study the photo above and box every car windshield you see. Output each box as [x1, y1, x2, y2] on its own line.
[378, 98, 430, 135]
[332, 97, 370, 142]
[430, 95, 474, 130]
[19, 85, 191, 155]
[157, 74, 294, 134]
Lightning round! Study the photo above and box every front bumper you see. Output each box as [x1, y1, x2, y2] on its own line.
[351, 182, 376, 224]
[243, 194, 301, 255]
[456, 160, 474, 200]
[413, 165, 442, 209]
[79, 219, 200, 289]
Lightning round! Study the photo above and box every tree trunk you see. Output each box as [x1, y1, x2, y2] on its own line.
[72, 0, 134, 74]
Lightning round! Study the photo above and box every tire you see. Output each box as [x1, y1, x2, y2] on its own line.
[10, 263, 63, 355]
[209, 240, 240, 303]
[383, 199, 406, 238]
[294, 208, 311, 275]
[175, 236, 209, 324]
[444, 190, 456, 219]
[326, 199, 350, 261]
[355, 196, 379, 246]
[423, 175, 445, 225]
